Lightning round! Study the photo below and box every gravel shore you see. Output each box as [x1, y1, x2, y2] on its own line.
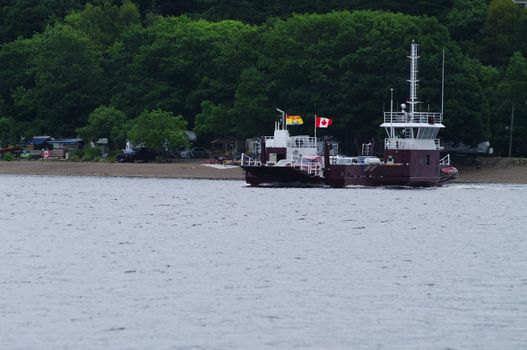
[1, 159, 526, 184]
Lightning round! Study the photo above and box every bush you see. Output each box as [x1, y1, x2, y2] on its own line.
[82, 146, 102, 161]
[104, 149, 120, 162]
[69, 147, 102, 161]
[2, 152, 14, 161]
[128, 109, 189, 152]
[69, 149, 84, 161]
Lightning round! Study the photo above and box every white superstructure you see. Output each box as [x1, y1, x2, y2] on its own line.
[380, 41, 445, 151]
[263, 119, 317, 161]
[241, 113, 318, 167]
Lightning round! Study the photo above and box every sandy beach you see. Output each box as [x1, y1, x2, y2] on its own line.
[0, 160, 245, 180]
[453, 157, 527, 184]
[1, 158, 526, 184]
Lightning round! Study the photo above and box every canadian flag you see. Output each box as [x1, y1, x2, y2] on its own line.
[316, 116, 333, 128]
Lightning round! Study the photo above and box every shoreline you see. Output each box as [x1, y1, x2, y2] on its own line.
[1, 159, 527, 184]
[0, 160, 245, 181]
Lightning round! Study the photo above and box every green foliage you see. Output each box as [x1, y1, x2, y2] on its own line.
[0, 39, 33, 120]
[190, 0, 453, 24]
[0, 116, 17, 147]
[1, 0, 527, 154]
[498, 52, 527, 105]
[194, 100, 234, 137]
[2, 152, 15, 161]
[231, 67, 272, 137]
[480, 0, 527, 66]
[81, 146, 102, 161]
[77, 105, 129, 149]
[0, 0, 81, 43]
[128, 109, 189, 152]
[108, 16, 256, 123]
[65, 1, 141, 47]
[70, 146, 111, 162]
[105, 148, 121, 162]
[444, 0, 487, 58]
[493, 53, 527, 156]
[208, 11, 489, 147]
[1, 23, 105, 136]
[69, 148, 83, 161]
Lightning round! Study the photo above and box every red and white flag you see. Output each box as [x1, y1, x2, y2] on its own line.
[316, 116, 333, 128]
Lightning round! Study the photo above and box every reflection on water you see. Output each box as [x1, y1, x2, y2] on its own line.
[1, 175, 527, 349]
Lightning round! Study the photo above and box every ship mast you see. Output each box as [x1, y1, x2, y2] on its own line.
[407, 41, 420, 138]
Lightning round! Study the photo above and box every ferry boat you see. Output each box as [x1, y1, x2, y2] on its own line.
[241, 42, 458, 187]
[241, 120, 325, 186]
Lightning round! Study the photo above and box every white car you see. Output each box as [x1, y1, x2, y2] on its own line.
[275, 159, 293, 167]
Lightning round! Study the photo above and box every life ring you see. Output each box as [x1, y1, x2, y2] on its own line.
[441, 166, 458, 176]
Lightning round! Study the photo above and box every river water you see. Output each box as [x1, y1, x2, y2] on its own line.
[1, 175, 526, 350]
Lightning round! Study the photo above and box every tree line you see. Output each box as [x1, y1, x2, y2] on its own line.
[1, 0, 527, 156]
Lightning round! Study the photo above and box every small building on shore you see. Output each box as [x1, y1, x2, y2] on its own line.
[23, 136, 52, 158]
[23, 136, 84, 159]
[48, 138, 84, 159]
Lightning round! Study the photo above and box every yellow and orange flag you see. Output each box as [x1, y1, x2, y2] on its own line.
[286, 115, 303, 125]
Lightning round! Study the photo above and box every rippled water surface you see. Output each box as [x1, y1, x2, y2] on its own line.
[1, 175, 527, 350]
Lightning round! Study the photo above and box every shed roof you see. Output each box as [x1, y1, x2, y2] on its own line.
[48, 138, 84, 145]
[26, 136, 52, 145]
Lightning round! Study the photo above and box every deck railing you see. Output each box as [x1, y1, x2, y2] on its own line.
[439, 154, 451, 166]
[291, 158, 323, 176]
[384, 112, 442, 124]
[241, 153, 261, 166]
[385, 138, 441, 150]
[241, 153, 323, 176]
[287, 136, 317, 149]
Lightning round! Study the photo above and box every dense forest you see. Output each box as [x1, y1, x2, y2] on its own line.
[1, 0, 527, 156]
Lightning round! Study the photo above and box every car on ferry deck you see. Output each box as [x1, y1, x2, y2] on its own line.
[275, 159, 292, 167]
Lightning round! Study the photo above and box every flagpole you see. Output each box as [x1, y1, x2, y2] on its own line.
[441, 49, 445, 117]
[314, 114, 317, 142]
[276, 108, 285, 130]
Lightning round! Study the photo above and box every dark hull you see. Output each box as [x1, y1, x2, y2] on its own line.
[241, 165, 324, 186]
[325, 164, 447, 187]
[325, 149, 453, 187]
[243, 150, 456, 187]
[244, 164, 453, 187]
